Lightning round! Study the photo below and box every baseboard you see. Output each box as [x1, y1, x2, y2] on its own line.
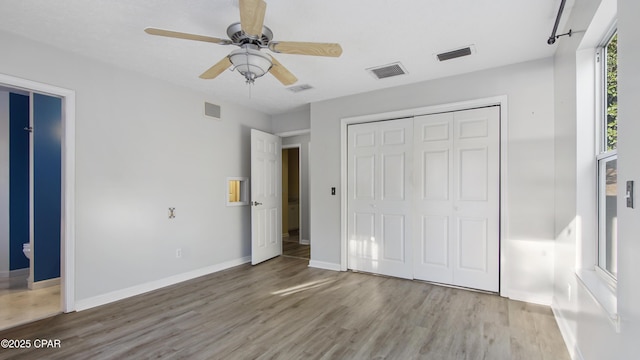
[0, 269, 30, 289]
[75, 256, 251, 311]
[552, 298, 585, 360]
[308, 260, 341, 272]
[507, 290, 552, 306]
[299, 239, 310, 245]
[0, 268, 29, 278]
[29, 277, 60, 290]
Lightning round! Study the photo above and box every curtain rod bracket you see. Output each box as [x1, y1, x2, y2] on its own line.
[547, 29, 573, 45]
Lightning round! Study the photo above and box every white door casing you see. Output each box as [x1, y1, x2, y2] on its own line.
[413, 107, 500, 292]
[251, 129, 282, 265]
[347, 118, 413, 279]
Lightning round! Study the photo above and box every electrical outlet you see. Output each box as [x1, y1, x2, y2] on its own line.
[176, 248, 182, 258]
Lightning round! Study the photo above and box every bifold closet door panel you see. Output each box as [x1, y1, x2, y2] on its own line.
[451, 107, 500, 292]
[413, 107, 500, 292]
[347, 119, 413, 279]
[413, 112, 455, 284]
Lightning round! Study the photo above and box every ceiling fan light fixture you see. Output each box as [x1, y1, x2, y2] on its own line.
[145, 0, 341, 86]
[229, 46, 273, 84]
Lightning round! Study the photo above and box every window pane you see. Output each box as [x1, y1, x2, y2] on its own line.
[600, 158, 617, 277]
[606, 33, 618, 151]
[229, 180, 240, 202]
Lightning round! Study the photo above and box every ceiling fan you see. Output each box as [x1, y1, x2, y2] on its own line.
[144, 0, 343, 86]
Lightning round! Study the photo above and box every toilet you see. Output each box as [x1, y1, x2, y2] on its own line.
[23, 243, 31, 260]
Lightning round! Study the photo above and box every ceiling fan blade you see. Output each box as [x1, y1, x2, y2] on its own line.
[144, 27, 231, 45]
[199, 57, 232, 79]
[239, 0, 267, 37]
[269, 56, 298, 86]
[268, 41, 343, 57]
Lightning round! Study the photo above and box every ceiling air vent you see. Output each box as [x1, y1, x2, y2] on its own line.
[287, 84, 314, 93]
[367, 62, 407, 80]
[436, 45, 475, 62]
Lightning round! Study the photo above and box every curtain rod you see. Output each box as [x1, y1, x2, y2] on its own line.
[548, 0, 572, 45]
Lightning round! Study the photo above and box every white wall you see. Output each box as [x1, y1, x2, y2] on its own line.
[282, 133, 310, 243]
[272, 105, 311, 134]
[552, 1, 620, 358]
[0, 30, 271, 304]
[553, 0, 640, 358]
[310, 57, 556, 303]
[0, 91, 9, 276]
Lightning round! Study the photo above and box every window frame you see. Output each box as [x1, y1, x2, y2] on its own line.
[596, 151, 617, 284]
[226, 177, 249, 206]
[595, 28, 618, 283]
[597, 29, 618, 153]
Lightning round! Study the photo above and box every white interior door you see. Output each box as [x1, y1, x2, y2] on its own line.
[251, 129, 282, 265]
[413, 107, 500, 292]
[347, 118, 413, 279]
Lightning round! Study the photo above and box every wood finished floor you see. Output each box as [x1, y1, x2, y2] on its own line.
[282, 235, 310, 260]
[0, 257, 569, 360]
[0, 283, 61, 332]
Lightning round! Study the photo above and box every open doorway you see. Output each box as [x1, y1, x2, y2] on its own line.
[282, 142, 309, 260]
[0, 74, 75, 330]
[0, 87, 62, 330]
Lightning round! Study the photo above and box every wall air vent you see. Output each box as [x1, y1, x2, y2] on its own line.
[204, 101, 221, 119]
[287, 84, 314, 93]
[367, 62, 408, 80]
[436, 45, 475, 62]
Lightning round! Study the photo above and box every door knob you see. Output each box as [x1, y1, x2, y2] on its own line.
[251, 201, 263, 206]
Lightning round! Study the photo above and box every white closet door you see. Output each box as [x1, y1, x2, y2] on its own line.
[412, 112, 455, 284]
[413, 107, 499, 292]
[347, 119, 413, 279]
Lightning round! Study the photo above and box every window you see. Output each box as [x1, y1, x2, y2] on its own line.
[226, 177, 249, 206]
[574, 1, 618, 329]
[597, 31, 618, 280]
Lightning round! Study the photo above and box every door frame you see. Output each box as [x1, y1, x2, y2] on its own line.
[282, 143, 303, 245]
[340, 95, 509, 297]
[0, 73, 76, 312]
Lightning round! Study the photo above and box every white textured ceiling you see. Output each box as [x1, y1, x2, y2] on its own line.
[0, 0, 571, 115]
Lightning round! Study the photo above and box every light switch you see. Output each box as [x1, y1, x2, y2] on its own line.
[627, 181, 635, 208]
[331, 187, 336, 195]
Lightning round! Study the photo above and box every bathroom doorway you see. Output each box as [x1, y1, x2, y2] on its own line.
[0, 74, 75, 330]
[281, 138, 310, 260]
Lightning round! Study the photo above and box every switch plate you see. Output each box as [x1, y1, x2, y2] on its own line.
[331, 187, 336, 195]
[176, 248, 182, 258]
[627, 181, 635, 208]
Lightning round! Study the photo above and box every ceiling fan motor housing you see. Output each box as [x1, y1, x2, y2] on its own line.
[227, 22, 273, 46]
